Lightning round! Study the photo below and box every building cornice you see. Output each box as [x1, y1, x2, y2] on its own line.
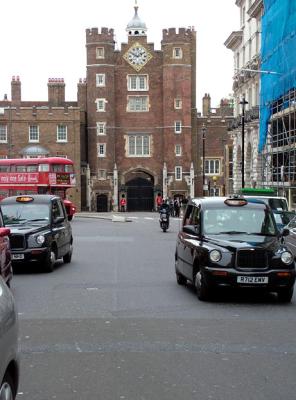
[247, 0, 264, 19]
[224, 31, 243, 50]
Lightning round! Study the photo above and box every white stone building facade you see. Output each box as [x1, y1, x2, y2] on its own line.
[225, 0, 264, 192]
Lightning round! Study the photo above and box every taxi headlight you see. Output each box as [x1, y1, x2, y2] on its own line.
[36, 235, 45, 245]
[209, 249, 222, 263]
[281, 251, 293, 265]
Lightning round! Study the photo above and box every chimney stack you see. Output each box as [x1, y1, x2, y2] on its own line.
[11, 75, 21, 104]
[202, 93, 211, 116]
[48, 78, 65, 106]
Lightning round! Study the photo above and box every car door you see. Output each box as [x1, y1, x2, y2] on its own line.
[179, 205, 201, 280]
[51, 199, 67, 258]
[0, 210, 11, 283]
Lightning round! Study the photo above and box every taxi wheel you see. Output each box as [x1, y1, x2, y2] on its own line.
[0, 372, 16, 400]
[44, 248, 56, 273]
[277, 287, 294, 303]
[63, 244, 73, 264]
[195, 270, 211, 301]
[175, 258, 186, 285]
[176, 272, 187, 285]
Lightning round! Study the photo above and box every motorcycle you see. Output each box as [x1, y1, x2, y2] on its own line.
[159, 210, 169, 232]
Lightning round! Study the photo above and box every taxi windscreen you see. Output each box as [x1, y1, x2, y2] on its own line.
[1, 203, 50, 225]
[203, 207, 277, 235]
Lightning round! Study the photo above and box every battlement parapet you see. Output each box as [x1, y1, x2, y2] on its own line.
[86, 27, 115, 43]
[162, 27, 196, 43]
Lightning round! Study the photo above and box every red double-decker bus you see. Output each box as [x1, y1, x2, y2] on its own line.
[0, 157, 76, 219]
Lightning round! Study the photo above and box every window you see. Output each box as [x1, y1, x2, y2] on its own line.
[96, 47, 104, 59]
[127, 96, 149, 112]
[210, 187, 220, 197]
[57, 125, 67, 142]
[52, 200, 63, 220]
[174, 98, 182, 109]
[173, 47, 182, 59]
[27, 165, 38, 172]
[205, 159, 220, 175]
[97, 143, 106, 157]
[96, 74, 105, 87]
[175, 144, 182, 156]
[174, 121, 182, 134]
[175, 166, 182, 180]
[0, 125, 7, 143]
[97, 122, 106, 135]
[96, 98, 106, 112]
[38, 164, 49, 172]
[128, 135, 150, 156]
[29, 125, 39, 142]
[98, 169, 107, 180]
[127, 75, 148, 91]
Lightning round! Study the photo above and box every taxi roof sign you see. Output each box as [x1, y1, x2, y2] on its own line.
[16, 196, 34, 203]
[224, 196, 247, 207]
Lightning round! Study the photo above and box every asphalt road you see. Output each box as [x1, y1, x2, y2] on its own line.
[11, 213, 296, 400]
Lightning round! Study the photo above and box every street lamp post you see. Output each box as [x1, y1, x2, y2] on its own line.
[202, 124, 206, 195]
[240, 95, 248, 189]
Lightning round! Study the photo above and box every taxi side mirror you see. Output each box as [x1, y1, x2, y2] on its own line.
[183, 225, 200, 236]
[53, 216, 65, 225]
[281, 228, 290, 237]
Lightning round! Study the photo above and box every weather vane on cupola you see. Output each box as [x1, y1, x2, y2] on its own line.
[126, 0, 147, 37]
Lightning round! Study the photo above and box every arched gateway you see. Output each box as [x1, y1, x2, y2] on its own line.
[125, 172, 154, 211]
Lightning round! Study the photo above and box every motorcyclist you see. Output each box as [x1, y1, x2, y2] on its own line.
[159, 199, 170, 223]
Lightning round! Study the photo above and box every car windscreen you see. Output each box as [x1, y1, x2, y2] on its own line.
[203, 207, 277, 235]
[1, 203, 50, 224]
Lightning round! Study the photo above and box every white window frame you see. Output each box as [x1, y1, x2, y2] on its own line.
[57, 125, 67, 143]
[205, 159, 220, 175]
[97, 143, 106, 157]
[127, 75, 149, 91]
[210, 187, 220, 197]
[174, 98, 182, 109]
[0, 125, 7, 143]
[96, 122, 106, 135]
[29, 125, 39, 143]
[174, 121, 182, 134]
[175, 166, 182, 181]
[128, 135, 150, 157]
[127, 96, 149, 112]
[96, 74, 106, 87]
[96, 47, 105, 59]
[173, 47, 183, 59]
[96, 98, 106, 112]
[175, 144, 182, 156]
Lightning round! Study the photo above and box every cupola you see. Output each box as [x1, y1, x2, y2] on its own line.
[126, 1, 147, 37]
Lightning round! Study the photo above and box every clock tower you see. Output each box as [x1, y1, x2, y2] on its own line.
[85, 3, 196, 211]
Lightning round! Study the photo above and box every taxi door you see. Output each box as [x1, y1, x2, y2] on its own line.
[179, 205, 201, 281]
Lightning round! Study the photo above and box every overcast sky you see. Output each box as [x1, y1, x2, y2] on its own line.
[0, 0, 239, 112]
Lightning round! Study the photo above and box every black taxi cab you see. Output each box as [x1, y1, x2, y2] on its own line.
[0, 195, 73, 272]
[175, 196, 296, 302]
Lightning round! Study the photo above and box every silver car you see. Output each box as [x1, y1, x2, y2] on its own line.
[0, 276, 19, 399]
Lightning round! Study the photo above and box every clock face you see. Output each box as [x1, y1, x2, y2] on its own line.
[123, 43, 152, 71]
[128, 46, 148, 65]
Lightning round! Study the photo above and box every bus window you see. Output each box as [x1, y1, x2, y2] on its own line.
[52, 164, 65, 172]
[27, 165, 38, 172]
[16, 165, 26, 172]
[38, 164, 49, 172]
[0, 166, 9, 172]
[65, 164, 73, 173]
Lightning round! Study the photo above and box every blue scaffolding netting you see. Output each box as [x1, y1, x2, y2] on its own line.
[259, 0, 296, 152]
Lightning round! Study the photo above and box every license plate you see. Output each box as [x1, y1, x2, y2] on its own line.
[237, 276, 268, 284]
[12, 254, 24, 260]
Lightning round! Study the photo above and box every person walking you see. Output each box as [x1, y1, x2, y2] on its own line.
[120, 195, 126, 212]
